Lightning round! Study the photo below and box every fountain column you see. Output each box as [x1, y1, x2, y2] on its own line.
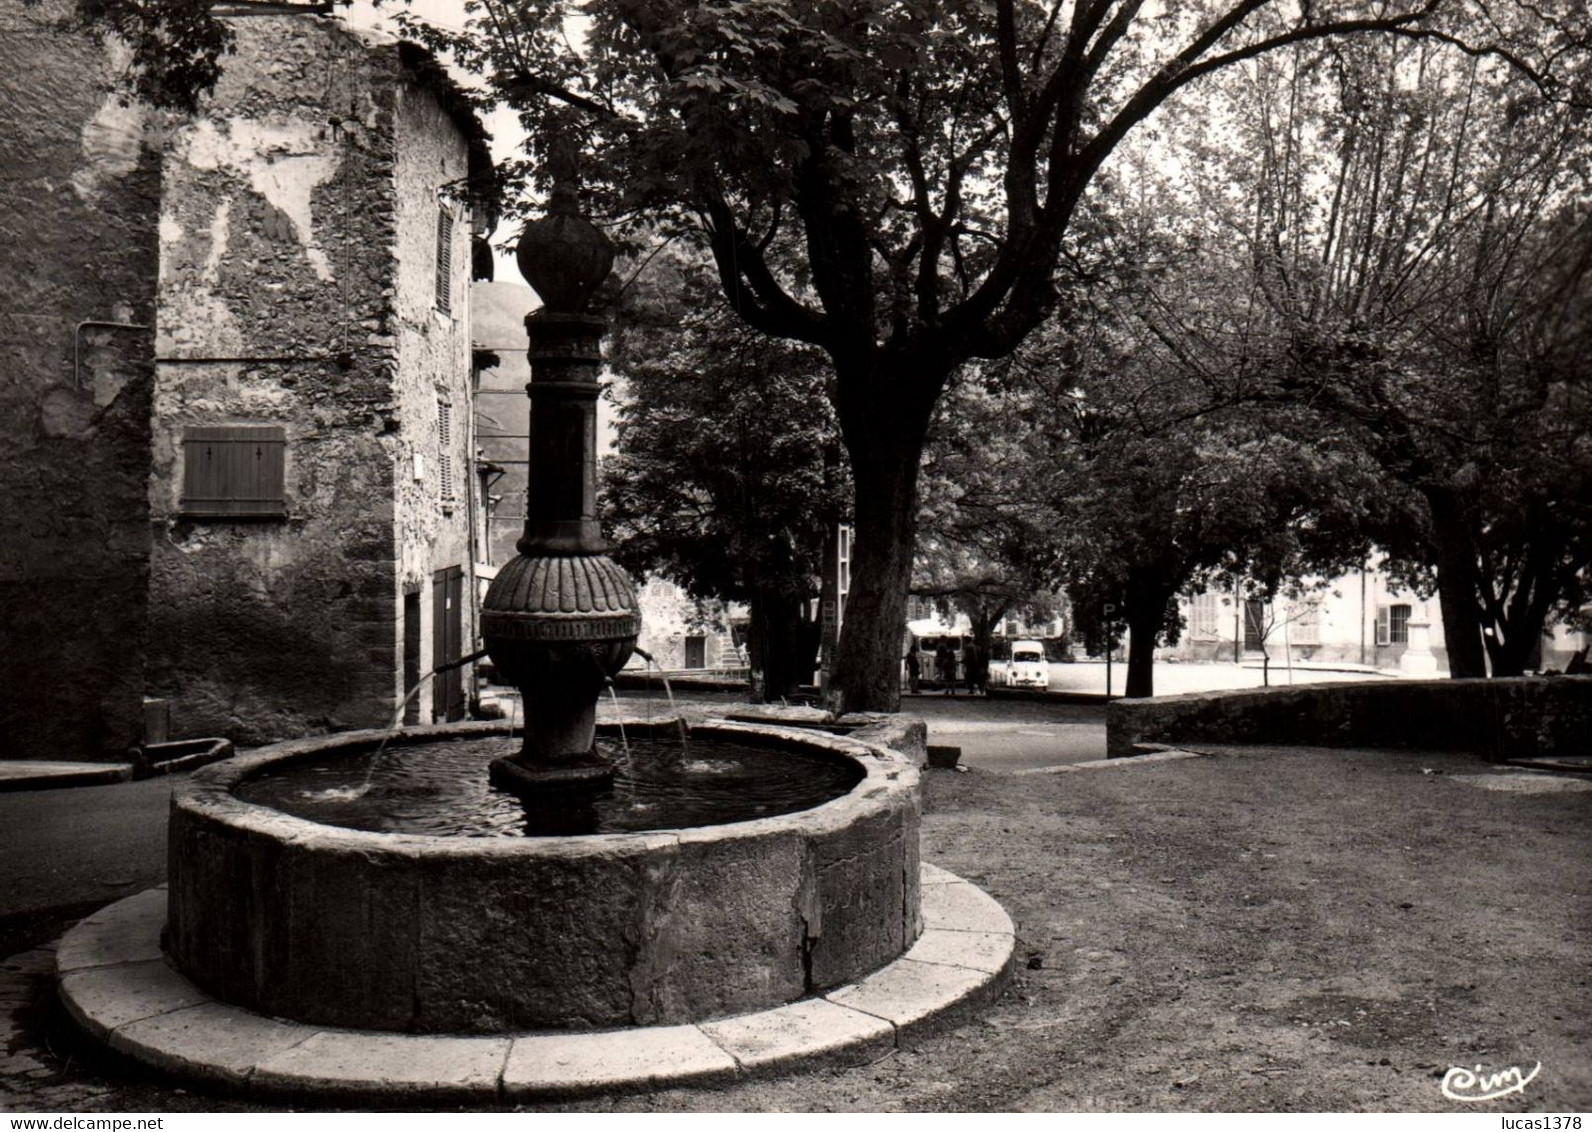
[481, 147, 639, 793]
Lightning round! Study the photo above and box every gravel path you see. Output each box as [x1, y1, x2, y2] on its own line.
[3, 744, 1587, 1112]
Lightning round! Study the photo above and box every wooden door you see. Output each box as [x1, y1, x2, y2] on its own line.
[432, 566, 465, 722]
[403, 590, 421, 724]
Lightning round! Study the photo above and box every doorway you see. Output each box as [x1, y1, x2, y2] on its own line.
[432, 566, 465, 722]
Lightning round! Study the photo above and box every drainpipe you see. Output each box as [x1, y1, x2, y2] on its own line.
[1359, 558, 1368, 667]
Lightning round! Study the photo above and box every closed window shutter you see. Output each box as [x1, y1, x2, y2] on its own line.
[435, 208, 453, 314]
[437, 400, 454, 503]
[181, 426, 286, 517]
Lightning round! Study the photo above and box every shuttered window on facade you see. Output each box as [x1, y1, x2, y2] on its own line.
[180, 425, 287, 517]
[437, 399, 454, 507]
[1375, 603, 1411, 646]
[435, 207, 453, 315]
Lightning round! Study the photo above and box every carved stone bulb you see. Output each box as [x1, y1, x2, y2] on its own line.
[515, 145, 613, 314]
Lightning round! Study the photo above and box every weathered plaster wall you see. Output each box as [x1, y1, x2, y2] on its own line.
[391, 67, 474, 713]
[0, 5, 159, 759]
[146, 16, 475, 742]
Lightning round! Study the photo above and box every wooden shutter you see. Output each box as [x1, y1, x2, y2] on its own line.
[181, 426, 286, 517]
[437, 399, 454, 503]
[435, 208, 453, 315]
[1375, 606, 1391, 646]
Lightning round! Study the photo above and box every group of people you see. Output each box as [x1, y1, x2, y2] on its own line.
[904, 639, 988, 695]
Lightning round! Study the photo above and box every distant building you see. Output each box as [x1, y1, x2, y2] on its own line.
[1, 8, 493, 755]
[1166, 564, 1589, 675]
[632, 578, 744, 673]
[471, 281, 537, 570]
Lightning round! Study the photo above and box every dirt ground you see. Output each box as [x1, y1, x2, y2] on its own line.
[4, 744, 1588, 1113]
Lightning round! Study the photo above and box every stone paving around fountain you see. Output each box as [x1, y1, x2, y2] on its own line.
[55, 863, 1011, 1104]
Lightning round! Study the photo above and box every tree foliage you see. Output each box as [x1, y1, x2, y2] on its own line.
[67, 0, 1592, 703]
[911, 372, 1066, 653]
[394, 0, 1590, 710]
[601, 253, 847, 699]
[1158, 36, 1592, 675]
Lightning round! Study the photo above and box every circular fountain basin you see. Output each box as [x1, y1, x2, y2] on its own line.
[167, 719, 921, 1034]
[235, 731, 866, 837]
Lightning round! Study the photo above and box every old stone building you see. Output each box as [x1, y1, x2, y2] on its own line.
[2, 8, 493, 756]
[147, 15, 490, 742]
[472, 280, 537, 571]
[0, 0, 161, 760]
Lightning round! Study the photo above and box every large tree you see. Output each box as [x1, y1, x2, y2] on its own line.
[71, 0, 1592, 708]
[1171, 36, 1592, 675]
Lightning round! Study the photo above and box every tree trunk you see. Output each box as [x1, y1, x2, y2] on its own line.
[750, 592, 819, 701]
[1424, 488, 1488, 678]
[1486, 632, 1531, 678]
[1123, 583, 1166, 698]
[829, 379, 936, 714]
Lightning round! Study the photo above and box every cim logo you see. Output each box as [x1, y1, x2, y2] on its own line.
[1441, 1061, 1542, 1103]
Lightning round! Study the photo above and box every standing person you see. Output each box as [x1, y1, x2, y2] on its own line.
[936, 640, 956, 694]
[964, 640, 983, 695]
[905, 647, 921, 694]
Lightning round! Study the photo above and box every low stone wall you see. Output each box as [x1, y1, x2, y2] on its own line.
[1107, 675, 1592, 760]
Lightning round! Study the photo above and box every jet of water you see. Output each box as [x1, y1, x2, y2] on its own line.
[348, 648, 494, 798]
[605, 681, 630, 758]
[631, 646, 687, 751]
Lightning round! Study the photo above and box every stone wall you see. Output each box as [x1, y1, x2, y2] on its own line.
[146, 16, 473, 743]
[1107, 675, 1592, 761]
[0, 5, 159, 759]
[390, 57, 475, 712]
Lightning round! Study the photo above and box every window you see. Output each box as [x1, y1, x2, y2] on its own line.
[435, 207, 454, 315]
[437, 399, 455, 507]
[1190, 592, 1218, 637]
[1376, 603, 1411, 646]
[1243, 600, 1267, 651]
[181, 425, 286, 517]
[1291, 601, 1321, 644]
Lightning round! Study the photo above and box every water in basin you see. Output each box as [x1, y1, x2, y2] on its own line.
[236, 734, 864, 837]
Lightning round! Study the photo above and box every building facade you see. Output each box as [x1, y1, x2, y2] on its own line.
[2, 9, 491, 756]
[145, 15, 488, 743]
[0, 0, 161, 759]
[1168, 566, 1588, 676]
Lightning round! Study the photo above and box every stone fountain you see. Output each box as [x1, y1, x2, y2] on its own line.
[54, 149, 1013, 1103]
[480, 147, 637, 795]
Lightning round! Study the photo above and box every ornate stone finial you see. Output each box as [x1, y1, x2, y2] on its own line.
[515, 133, 614, 313]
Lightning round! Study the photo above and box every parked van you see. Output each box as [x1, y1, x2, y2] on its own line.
[989, 639, 1049, 690]
[904, 631, 967, 689]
